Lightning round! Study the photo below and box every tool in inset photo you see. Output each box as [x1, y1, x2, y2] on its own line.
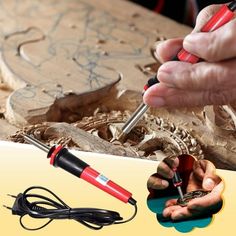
[147, 154, 223, 232]
[172, 168, 184, 202]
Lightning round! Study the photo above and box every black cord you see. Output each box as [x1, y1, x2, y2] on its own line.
[4, 186, 137, 231]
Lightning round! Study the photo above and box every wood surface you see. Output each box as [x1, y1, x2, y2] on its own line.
[0, 0, 235, 170]
[0, 80, 18, 137]
[0, 0, 191, 125]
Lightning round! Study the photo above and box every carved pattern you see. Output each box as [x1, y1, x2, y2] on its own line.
[205, 105, 236, 132]
[10, 110, 204, 160]
[75, 111, 204, 159]
[177, 190, 210, 207]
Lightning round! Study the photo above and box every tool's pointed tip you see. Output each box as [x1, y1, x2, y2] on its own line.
[21, 134, 50, 153]
[117, 132, 126, 143]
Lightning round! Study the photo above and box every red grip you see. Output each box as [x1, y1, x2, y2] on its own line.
[201, 5, 234, 32]
[80, 167, 132, 203]
[173, 182, 182, 187]
[49, 145, 63, 165]
[143, 84, 149, 91]
[177, 49, 200, 63]
[177, 4, 234, 63]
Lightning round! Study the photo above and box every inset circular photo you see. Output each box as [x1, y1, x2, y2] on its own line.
[147, 154, 224, 233]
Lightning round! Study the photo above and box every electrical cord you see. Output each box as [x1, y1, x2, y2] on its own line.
[4, 186, 138, 231]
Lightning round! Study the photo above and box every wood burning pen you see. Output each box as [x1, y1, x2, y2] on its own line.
[23, 134, 137, 206]
[172, 168, 184, 201]
[118, 1, 236, 141]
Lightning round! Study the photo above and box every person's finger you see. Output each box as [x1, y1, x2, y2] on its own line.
[143, 82, 236, 108]
[186, 172, 202, 192]
[157, 161, 175, 179]
[192, 160, 221, 190]
[193, 5, 222, 32]
[153, 5, 222, 64]
[200, 160, 216, 190]
[173, 182, 223, 220]
[165, 199, 178, 207]
[164, 157, 179, 170]
[199, 160, 222, 191]
[169, 207, 194, 221]
[153, 5, 222, 63]
[187, 181, 224, 210]
[154, 38, 183, 63]
[190, 160, 217, 191]
[191, 160, 205, 181]
[163, 205, 182, 218]
[187, 160, 221, 192]
[183, 19, 236, 62]
[156, 59, 236, 91]
[147, 175, 169, 190]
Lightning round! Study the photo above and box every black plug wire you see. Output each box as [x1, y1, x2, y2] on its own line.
[4, 186, 137, 231]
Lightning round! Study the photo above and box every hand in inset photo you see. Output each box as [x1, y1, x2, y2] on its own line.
[147, 155, 223, 223]
[164, 159, 223, 221]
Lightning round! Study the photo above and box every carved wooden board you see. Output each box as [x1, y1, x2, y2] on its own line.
[0, 0, 191, 125]
[1, 1, 236, 170]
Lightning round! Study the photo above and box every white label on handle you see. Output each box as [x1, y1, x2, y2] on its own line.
[96, 174, 109, 186]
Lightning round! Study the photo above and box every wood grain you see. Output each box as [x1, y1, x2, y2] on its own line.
[1, 1, 236, 170]
[0, 0, 191, 125]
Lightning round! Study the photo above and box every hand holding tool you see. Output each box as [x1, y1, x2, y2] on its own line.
[23, 134, 136, 205]
[118, 1, 236, 141]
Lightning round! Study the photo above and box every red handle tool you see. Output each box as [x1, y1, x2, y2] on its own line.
[145, 1, 236, 89]
[176, 3, 235, 64]
[24, 134, 136, 205]
[172, 167, 184, 201]
[120, 1, 236, 139]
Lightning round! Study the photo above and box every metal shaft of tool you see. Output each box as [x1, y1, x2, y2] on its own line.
[173, 171, 184, 201]
[121, 102, 149, 135]
[23, 134, 50, 153]
[177, 186, 184, 201]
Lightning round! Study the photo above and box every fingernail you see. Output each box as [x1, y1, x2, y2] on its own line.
[183, 33, 201, 52]
[157, 71, 172, 83]
[204, 178, 215, 190]
[152, 97, 165, 107]
[163, 208, 170, 217]
[161, 180, 169, 188]
[155, 41, 163, 51]
[151, 41, 164, 62]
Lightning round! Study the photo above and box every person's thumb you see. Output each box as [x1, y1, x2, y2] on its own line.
[201, 160, 220, 191]
[203, 177, 215, 191]
[183, 19, 236, 62]
[193, 4, 222, 32]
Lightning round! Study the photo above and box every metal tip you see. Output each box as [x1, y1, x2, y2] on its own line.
[23, 134, 50, 153]
[3, 205, 12, 210]
[121, 103, 149, 136]
[7, 194, 17, 198]
[177, 186, 184, 201]
[117, 132, 127, 143]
